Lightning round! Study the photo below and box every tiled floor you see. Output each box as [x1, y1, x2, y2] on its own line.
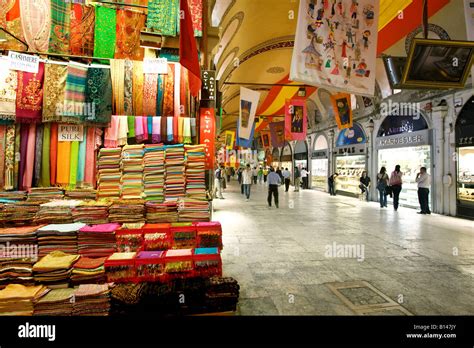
[213, 179, 474, 315]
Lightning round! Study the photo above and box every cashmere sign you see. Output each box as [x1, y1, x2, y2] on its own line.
[290, 0, 380, 96]
[239, 87, 261, 140]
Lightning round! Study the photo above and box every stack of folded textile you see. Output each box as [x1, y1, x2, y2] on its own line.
[108, 200, 145, 223]
[71, 199, 111, 224]
[165, 145, 186, 201]
[177, 199, 210, 222]
[33, 288, 75, 316]
[0, 284, 49, 316]
[121, 144, 145, 200]
[0, 202, 41, 225]
[0, 191, 27, 202]
[143, 145, 165, 203]
[145, 201, 178, 223]
[0, 226, 39, 272]
[35, 200, 82, 224]
[97, 148, 122, 199]
[73, 284, 111, 316]
[65, 188, 97, 200]
[204, 276, 240, 312]
[36, 223, 85, 258]
[71, 256, 107, 284]
[77, 223, 119, 257]
[184, 145, 207, 201]
[27, 187, 65, 202]
[33, 251, 80, 289]
[0, 258, 35, 289]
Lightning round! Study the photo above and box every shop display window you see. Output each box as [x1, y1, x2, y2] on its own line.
[335, 155, 366, 195]
[457, 147, 474, 204]
[311, 158, 328, 190]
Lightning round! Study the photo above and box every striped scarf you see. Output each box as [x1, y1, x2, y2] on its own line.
[62, 62, 87, 124]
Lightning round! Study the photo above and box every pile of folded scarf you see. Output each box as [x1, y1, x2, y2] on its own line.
[0, 225, 39, 264]
[143, 145, 165, 203]
[165, 145, 186, 201]
[33, 251, 80, 289]
[77, 223, 119, 257]
[0, 202, 41, 225]
[121, 144, 145, 200]
[97, 148, 122, 199]
[108, 200, 145, 223]
[71, 256, 107, 284]
[27, 187, 65, 202]
[72, 284, 111, 316]
[177, 199, 210, 222]
[145, 201, 178, 223]
[65, 188, 97, 200]
[35, 200, 82, 224]
[115, 223, 145, 252]
[71, 199, 111, 224]
[0, 258, 36, 289]
[0, 284, 49, 316]
[33, 288, 75, 316]
[184, 145, 207, 201]
[0, 191, 27, 202]
[36, 223, 85, 258]
[203, 276, 240, 313]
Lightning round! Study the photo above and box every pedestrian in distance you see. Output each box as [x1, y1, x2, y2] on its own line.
[252, 167, 258, 185]
[282, 168, 291, 192]
[359, 171, 371, 201]
[294, 166, 301, 192]
[301, 168, 309, 189]
[263, 167, 269, 183]
[267, 167, 281, 208]
[258, 167, 263, 184]
[214, 165, 225, 199]
[416, 167, 431, 215]
[242, 164, 253, 201]
[328, 173, 338, 196]
[376, 167, 389, 208]
[389, 165, 403, 211]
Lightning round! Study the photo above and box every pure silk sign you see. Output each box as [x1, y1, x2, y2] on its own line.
[58, 125, 84, 142]
[290, 0, 379, 96]
[239, 87, 261, 140]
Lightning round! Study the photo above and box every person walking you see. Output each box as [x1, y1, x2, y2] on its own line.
[252, 167, 258, 185]
[225, 166, 232, 182]
[294, 166, 301, 192]
[267, 167, 281, 208]
[237, 167, 243, 184]
[416, 167, 431, 215]
[242, 164, 253, 201]
[263, 167, 269, 183]
[258, 167, 263, 184]
[282, 168, 291, 192]
[328, 173, 338, 196]
[276, 167, 283, 182]
[214, 165, 225, 199]
[301, 168, 309, 189]
[359, 171, 371, 201]
[389, 165, 403, 211]
[376, 167, 389, 208]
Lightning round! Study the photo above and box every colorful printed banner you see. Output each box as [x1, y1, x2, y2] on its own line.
[290, 0, 380, 96]
[239, 87, 261, 140]
[331, 93, 353, 130]
[260, 132, 271, 149]
[285, 99, 307, 141]
[269, 121, 286, 148]
[224, 130, 235, 150]
[199, 108, 215, 170]
[236, 120, 255, 149]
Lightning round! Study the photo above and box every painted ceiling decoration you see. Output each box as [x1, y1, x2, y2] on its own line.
[213, 11, 244, 65]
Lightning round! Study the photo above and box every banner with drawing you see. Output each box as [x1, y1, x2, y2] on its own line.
[290, 0, 379, 96]
[224, 130, 235, 149]
[285, 99, 307, 141]
[331, 93, 353, 130]
[239, 87, 261, 140]
[269, 121, 286, 148]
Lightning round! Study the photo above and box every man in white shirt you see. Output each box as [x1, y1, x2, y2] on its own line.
[252, 167, 258, 184]
[282, 168, 291, 192]
[242, 164, 253, 201]
[301, 168, 309, 189]
[415, 167, 431, 215]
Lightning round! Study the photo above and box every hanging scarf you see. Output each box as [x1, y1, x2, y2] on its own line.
[173, 64, 180, 143]
[152, 117, 161, 143]
[84, 66, 113, 124]
[3, 0, 25, 51]
[49, 0, 71, 54]
[13, 124, 21, 190]
[118, 116, 128, 146]
[4, 125, 15, 190]
[40, 123, 51, 187]
[20, 0, 51, 52]
[183, 117, 192, 144]
[0, 126, 6, 189]
[156, 74, 163, 116]
[161, 115, 167, 142]
[77, 127, 86, 186]
[115, 9, 145, 60]
[18, 124, 29, 189]
[0, 58, 17, 122]
[127, 116, 135, 138]
[143, 116, 149, 141]
[143, 73, 158, 116]
[135, 116, 145, 143]
[124, 60, 133, 115]
[111, 59, 125, 115]
[62, 62, 87, 124]
[94, 6, 117, 59]
[166, 116, 174, 143]
[56, 140, 71, 186]
[69, 140, 79, 189]
[84, 127, 96, 187]
[180, 65, 189, 116]
[132, 61, 144, 116]
[104, 115, 119, 148]
[177, 116, 184, 144]
[34, 124, 43, 187]
[147, 0, 178, 36]
[22, 123, 36, 190]
[147, 116, 153, 139]
[70, 4, 95, 57]
[50, 123, 58, 185]
[16, 63, 45, 123]
[42, 63, 67, 122]
[188, 0, 203, 37]
[162, 64, 174, 117]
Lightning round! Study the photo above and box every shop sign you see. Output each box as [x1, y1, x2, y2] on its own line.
[201, 70, 216, 103]
[312, 150, 328, 158]
[457, 136, 474, 147]
[143, 58, 168, 74]
[58, 125, 84, 141]
[199, 108, 216, 170]
[335, 143, 366, 155]
[8, 51, 39, 73]
[376, 130, 430, 149]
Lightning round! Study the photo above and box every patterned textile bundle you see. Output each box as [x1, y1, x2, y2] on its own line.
[143, 145, 165, 202]
[70, 4, 95, 57]
[121, 145, 145, 200]
[61, 62, 88, 124]
[146, 0, 179, 36]
[84, 66, 113, 124]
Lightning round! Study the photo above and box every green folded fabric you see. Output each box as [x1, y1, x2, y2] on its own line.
[40, 123, 51, 187]
[69, 141, 79, 189]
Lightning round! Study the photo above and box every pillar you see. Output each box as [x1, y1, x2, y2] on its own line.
[431, 105, 448, 214]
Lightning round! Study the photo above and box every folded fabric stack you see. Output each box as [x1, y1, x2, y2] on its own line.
[33, 288, 75, 316]
[27, 187, 65, 203]
[143, 145, 165, 203]
[165, 145, 186, 201]
[0, 191, 27, 203]
[108, 200, 145, 223]
[71, 199, 111, 224]
[204, 276, 240, 312]
[73, 284, 111, 316]
[97, 148, 122, 199]
[121, 145, 145, 200]
[33, 251, 80, 289]
[0, 258, 35, 289]
[35, 200, 83, 224]
[0, 284, 49, 316]
[145, 201, 178, 223]
[177, 199, 210, 222]
[65, 188, 97, 200]
[184, 145, 207, 201]
[0, 226, 39, 275]
[0, 202, 41, 225]
[71, 256, 107, 284]
[36, 223, 85, 258]
[78, 223, 119, 257]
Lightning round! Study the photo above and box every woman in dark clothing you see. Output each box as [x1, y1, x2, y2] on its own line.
[328, 173, 338, 196]
[376, 167, 389, 208]
[359, 171, 371, 201]
[389, 165, 403, 211]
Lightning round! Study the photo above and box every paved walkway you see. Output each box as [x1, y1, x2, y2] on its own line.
[213, 179, 474, 315]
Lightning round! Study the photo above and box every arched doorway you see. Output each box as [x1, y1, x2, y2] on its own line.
[280, 142, 293, 174]
[312, 134, 329, 191]
[271, 148, 280, 169]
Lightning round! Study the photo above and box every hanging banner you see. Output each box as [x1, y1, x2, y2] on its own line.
[269, 121, 286, 148]
[224, 130, 235, 150]
[464, 0, 474, 80]
[331, 93, 353, 130]
[285, 99, 307, 141]
[201, 70, 216, 103]
[239, 87, 261, 140]
[260, 132, 271, 149]
[290, 0, 379, 96]
[236, 120, 255, 148]
[199, 108, 216, 169]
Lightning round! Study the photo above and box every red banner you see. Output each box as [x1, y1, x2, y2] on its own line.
[285, 99, 307, 141]
[199, 108, 216, 170]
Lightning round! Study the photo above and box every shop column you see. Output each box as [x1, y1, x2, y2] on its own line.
[431, 105, 448, 214]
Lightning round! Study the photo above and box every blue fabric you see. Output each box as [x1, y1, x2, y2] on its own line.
[378, 188, 387, 207]
[167, 117, 174, 142]
[194, 247, 219, 255]
[147, 116, 153, 135]
[156, 75, 163, 116]
[267, 172, 281, 185]
[235, 120, 255, 148]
